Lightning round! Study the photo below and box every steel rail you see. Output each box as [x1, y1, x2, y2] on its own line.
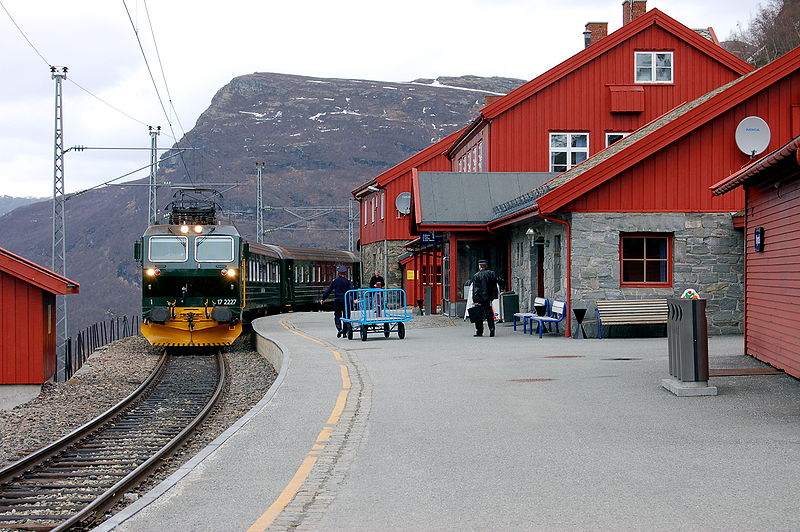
[0, 351, 168, 486]
[52, 352, 227, 531]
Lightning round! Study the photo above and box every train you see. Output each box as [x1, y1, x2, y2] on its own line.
[134, 189, 359, 346]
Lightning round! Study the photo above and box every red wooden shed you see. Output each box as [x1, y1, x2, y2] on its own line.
[0, 247, 79, 384]
[711, 135, 800, 378]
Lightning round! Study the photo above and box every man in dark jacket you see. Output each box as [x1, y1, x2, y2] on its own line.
[320, 265, 355, 337]
[471, 259, 499, 337]
[368, 269, 385, 288]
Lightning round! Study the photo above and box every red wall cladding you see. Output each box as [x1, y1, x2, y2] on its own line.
[566, 70, 800, 213]
[487, 25, 746, 173]
[744, 177, 800, 378]
[0, 271, 53, 384]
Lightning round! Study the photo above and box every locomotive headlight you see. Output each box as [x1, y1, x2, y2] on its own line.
[146, 268, 160, 277]
[221, 268, 237, 278]
[180, 225, 190, 234]
[193, 225, 203, 234]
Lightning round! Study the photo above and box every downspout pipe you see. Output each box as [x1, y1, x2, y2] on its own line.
[538, 213, 571, 337]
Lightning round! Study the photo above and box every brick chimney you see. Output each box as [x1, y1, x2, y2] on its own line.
[622, 0, 647, 25]
[584, 22, 609, 48]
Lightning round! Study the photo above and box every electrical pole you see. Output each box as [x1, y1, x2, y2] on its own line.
[256, 162, 265, 243]
[51, 65, 68, 382]
[148, 126, 160, 225]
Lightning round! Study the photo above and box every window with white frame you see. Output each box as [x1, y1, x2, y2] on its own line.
[363, 201, 367, 226]
[606, 132, 631, 147]
[635, 51, 673, 83]
[550, 133, 588, 172]
[380, 191, 385, 220]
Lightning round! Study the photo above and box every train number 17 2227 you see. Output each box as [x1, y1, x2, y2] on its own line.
[216, 298, 237, 306]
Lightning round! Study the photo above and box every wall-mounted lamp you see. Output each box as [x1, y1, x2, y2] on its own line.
[367, 185, 381, 192]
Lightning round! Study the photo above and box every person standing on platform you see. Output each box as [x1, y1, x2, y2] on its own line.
[369, 269, 385, 288]
[320, 265, 354, 337]
[471, 259, 498, 337]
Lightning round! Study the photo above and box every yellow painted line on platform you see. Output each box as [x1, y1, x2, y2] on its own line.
[339, 364, 351, 389]
[249, 320, 355, 531]
[246, 455, 318, 532]
[316, 426, 332, 442]
[326, 390, 349, 425]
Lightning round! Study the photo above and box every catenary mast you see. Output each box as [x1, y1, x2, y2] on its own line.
[51, 65, 68, 381]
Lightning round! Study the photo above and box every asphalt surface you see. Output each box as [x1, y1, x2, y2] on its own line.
[101, 312, 800, 532]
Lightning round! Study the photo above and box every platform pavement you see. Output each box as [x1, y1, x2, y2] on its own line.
[100, 313, 800, 531]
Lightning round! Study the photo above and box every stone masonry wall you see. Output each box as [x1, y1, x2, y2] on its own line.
[359, 240, 407, 289]
[508, 213, 744, 336]
[569, 213, 744, 336]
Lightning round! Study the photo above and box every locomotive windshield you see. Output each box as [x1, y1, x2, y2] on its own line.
[196, 236, 235, 262]
[149, 236, 188, 262]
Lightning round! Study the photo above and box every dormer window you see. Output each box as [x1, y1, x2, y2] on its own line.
[635, 52, 673, 83]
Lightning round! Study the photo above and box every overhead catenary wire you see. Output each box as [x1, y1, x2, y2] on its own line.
[143, 0, 187, 136]
[0, 0, 166, 135]
[0, 0, 49, 67]
[68, 150, 187, 198]
[122, 0, 195, 185]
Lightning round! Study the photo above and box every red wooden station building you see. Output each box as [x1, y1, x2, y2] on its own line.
[354, 1, 760, 333]
[1, 247, 79, 386]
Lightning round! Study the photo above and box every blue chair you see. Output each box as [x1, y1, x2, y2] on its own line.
[513, 297, 549, 334]
[530, 299, 567, 338]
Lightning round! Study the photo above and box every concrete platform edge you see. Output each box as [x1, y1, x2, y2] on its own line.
[94, 326, 289, 532]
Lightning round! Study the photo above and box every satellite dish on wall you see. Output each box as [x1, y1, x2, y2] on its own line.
[395, 192, 411, 215]
[735, 116, 771, 157]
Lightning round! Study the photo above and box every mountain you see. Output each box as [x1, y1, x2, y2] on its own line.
[0, 196, 45, 217]
[0, 73, 525, 335]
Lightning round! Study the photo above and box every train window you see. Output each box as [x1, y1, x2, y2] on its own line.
[149, 236, 188, 262]
[196, 236, 234, 262]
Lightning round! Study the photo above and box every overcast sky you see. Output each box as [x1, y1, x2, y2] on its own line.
[0, 0, 760, 198]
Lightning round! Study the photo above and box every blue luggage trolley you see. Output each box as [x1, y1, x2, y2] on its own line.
[341, 288, 413, 341]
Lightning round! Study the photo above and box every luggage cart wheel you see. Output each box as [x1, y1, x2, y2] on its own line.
[344, 323, 352, 340]
[360, 326, 368, 342]
[397, 322, 406, 339]
[384, 323, 390, 337]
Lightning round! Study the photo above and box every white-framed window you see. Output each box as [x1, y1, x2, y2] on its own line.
[380, 191, 385, 220]
[195, 235, 234, 262]
[363, 201, 367, 226]
[635, 51, 673, 83]
[550, 133, 588, 172]
[606, 132, 631, 147]
[148, 235, 188, 262]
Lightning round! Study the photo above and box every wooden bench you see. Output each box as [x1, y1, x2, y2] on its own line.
[595, 299, 668, 339]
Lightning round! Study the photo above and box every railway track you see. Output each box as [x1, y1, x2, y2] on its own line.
[0, 352, 225, 532]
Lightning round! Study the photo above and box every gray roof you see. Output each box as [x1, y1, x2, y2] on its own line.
[416, 172, 557, 225]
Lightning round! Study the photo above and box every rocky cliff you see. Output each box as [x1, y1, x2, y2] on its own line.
[0, 73, 524, 334]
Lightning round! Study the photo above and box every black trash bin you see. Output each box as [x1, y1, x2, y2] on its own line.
[663, 298, 717, 396]
[499, 292, 519, 324]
